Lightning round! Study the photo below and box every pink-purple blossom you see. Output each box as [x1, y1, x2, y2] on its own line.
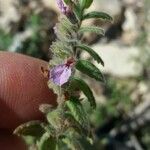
[50, 64, 72, 86]
[56, 0, 69, 15]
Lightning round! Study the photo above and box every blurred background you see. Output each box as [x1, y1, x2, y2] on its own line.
[0, 0, 149, 149]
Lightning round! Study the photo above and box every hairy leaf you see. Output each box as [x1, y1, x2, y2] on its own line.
[46, 109, 63, 130]
[69, 77, 96, 109]
[66, 97, 90, 129]
[38, 133, 56, 150]
[62, 136, 84, 150]
[79, 26, 104, 35]
[83, 11, 113, 21]
[47, 80, 60, 95]
[39, 104, 54, 114]
[75, 60, 104, 82]
[75, 44, 104, 65]
[55, 16, 76, 41]
[50, 40, 73, 59]
[13, 121, 45, 138]
[65, 112, 89, 135]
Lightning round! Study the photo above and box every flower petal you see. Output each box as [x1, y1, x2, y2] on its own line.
[50, 64, 72, 86]
[59, 66, 71, 85]
[56, 0, 67, 14]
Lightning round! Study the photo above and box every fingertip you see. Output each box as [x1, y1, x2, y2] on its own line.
[0, 52, 56, 129]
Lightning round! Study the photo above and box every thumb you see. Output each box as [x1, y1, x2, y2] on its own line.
[0, 52, 56, 129]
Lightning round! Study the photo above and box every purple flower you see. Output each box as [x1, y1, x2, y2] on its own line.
[50, 64, 72, 86]
[56, 0, 69, 14]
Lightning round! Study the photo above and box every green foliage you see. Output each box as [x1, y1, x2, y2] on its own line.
[13, 121, 45, 137]
[51, 40, 73, 59]
[140, 126, 150, 150]
[89, 78, 133, 127]
[46, 109, 63, 130]
[16, 31, 47, 59]
[62, 135, 84, 150]
[75, 60, 104, 82]
[82, 11, 113, 21]
[79, 26, 105, 35]
[66, 97, 90, 129]
[80, 0, 93, 9]
[14, 0, 113, 149]
[74, 4, 83, 21]
[69, 77, 96, 109]
[38, 133, 57, 150]
[28, 14, 41, 28]
[0, 30, 13, 50]
[16, 14, 51, 59]
[64, 112, 88, 135]
[84, 0, 93, 9]
[55, 16, 77, 41]
[64, 0, 72, 5]
[75, 44, 104, 65]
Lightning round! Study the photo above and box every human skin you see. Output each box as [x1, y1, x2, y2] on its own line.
[0, 52, 56, 150]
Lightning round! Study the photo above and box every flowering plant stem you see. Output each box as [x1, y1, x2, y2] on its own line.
[14, 0, 112, 150]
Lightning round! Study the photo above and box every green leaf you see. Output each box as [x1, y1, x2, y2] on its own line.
[38, 133, 56, 150]
[79, 0, 86, 9]
[85, 0, 93, 8]
[69, 77, 96, 109]
[46, 109, 63, 130]
[79, 26, 104, 35]
[22, 136, 37, 146]
[50, 40, 72, 59]
[66, 97, 90, 128]
[47, 80, 60, 95]
[39, 104, 54, 114]
[62, 136, 84, 150]
[75, 60, 104, 82]
[83, 11, 113, 21]
[75, 44, 104, 65]
[65, 112, 88, 135]
[64, 0, 72, 5]
[13, 121, 45, 138]
[74, 4, 82, 21]
[80, 0, 93, 9]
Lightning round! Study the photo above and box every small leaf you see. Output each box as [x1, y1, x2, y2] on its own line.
[66, 97, 90, 129]
[80, 0, 93, 9]
[22, 136, 37, 146]
[38, 133, 56, 150]
[79, 26, 105, 35]
[79, 0, 87, 9]
[47, 80, 60, 95]
[46, 109, 63, 130]
[83, 11, 113, 21]
[84, 0, 93, 9]
[39, 104, 54, 114]
[69, 77, 96, 109]
[75, 60, 104, 82]
[74, 4, 82, 21]
[62, 136, 84, 150]
[13, 121, 45, 138]
[75, 44, 104, 65]
[64, 0, 72, 5]
[65, 112, 88, 135]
